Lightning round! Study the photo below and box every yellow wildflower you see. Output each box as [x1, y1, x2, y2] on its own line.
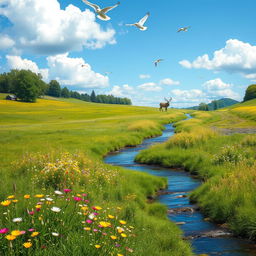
[110, 235, 117, 240]
[7, 195, 15, 199]
[31, 232, 39, 237]
[117, 254, 124, 256]
[108, 214, 115, 219]
[93, 206, 102, 211]
[1, 200, 11, 206]
[84, 227, 91, 231]
[34, 194, 44, 198]
[12, 200, 18, 203]
[95, 245, 101, 249]
[121, 233, 127, 238]
[11, 230, 22, 236]
[119, 220, 126, 225]
[99, 221, 111, 228]
[81, 206, 88, 211]
[5, 235, 16, 241]
[35, 205, 42, 209]
[23, 242, 32, 248]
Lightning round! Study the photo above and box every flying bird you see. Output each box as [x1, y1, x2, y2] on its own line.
[177, 26, 190, 32]
[154, 59, 164, 67]
[126, 12, 150, 31]
[82, 0, 120, 21]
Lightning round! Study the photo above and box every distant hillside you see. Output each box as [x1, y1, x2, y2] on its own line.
[188, 98, 239, 110]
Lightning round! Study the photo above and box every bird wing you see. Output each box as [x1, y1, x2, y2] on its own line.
[125, 23, 134, 26]
[82, 0, 100, 11]
[177, 28, 183, 32]
[138, 12, 150, 26]
[101, 1, 120, 14]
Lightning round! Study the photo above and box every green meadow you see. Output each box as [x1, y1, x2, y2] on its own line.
[0, 94, 192, 255]
[136, 99, 256, 240]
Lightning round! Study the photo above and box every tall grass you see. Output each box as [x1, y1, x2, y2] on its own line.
[0, 95, 192, 255]
[136, 104, 256, 240]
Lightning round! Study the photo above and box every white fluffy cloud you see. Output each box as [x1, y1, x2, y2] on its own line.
[171, 78, 241, 105]
[202, 78, 240, 99]
[0, 35, 15, 50]
[108, 84, 134, 97]
[179, 39, 256, 79]
[137, 82, 162, 92]
[0, 0, 116, 55]
[47, 54, 109, 88]
[159, 78, 180, 86]
[139, 74, 151, 79]
[6, 54, 109, 89]
[6, 55, 49, 80]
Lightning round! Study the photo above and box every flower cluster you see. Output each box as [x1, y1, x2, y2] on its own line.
[0, 190, 135, 255]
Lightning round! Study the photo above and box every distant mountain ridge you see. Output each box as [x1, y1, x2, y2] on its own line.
[188, 98, 239, 110]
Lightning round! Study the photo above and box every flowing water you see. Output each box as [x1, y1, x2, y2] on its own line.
[104, 117, 256, 255]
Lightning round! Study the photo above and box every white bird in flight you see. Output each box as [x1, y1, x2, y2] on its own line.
[177, 26, 190, 32]
[126, 12, 150, 31]
[154, 59, 164, 67]
[82, 0, 120, 21]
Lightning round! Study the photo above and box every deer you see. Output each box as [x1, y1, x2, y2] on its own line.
[159, 97, 172, 111]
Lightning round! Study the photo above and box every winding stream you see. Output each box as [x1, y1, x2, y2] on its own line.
[104, 116, 256, 255]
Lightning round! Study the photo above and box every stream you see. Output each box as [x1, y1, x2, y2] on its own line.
[104, 116, 256, 255]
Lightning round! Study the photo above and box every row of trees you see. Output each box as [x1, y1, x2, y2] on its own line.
[0, 69, 132, 105]
[47, 80, 132, 105]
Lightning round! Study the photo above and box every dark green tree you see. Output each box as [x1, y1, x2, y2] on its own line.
[212, 100, 219, 110]
[13, 70, 40, 102]
[198, 102, 209, 111]
[47, 80, 61, 97]
[61, 87, 70, 98]
[243, 84, 256, 102]
[90, 90, 97, 102]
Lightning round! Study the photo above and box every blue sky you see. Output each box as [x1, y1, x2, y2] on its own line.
[0, 0, 256, 107]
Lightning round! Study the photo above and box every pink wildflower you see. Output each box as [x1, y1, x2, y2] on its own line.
[86, 220, 93, 224]
[0, 228, 9, 234]
[63, 189, 72, 193]
[73, 197, 82, 201]
[28, 211, 35, 215]
[28, 229, 35, 232]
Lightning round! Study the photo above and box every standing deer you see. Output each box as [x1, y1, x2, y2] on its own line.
[159, 97, 172, 111]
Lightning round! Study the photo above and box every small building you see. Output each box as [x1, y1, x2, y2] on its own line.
[6, 95, 17, 101]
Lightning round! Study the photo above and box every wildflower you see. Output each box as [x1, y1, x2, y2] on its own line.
[92, 206, 102, 211]
[108, 214, 115, 219]
[31, 232, 39, 237]
[63, 189, 72, 193]
[95, 245, 101, 249]
[51, 207, 61, 213]
[0, 228, 9, 234]
[23, 242, 32, 248]
[52, 232, 59, 236]
[20, 231, 26, 235]
[99, 221, 111, 228]
[84, 227, 91, 231]
[35, 194, 44, 198]
[13, 217, 22, 223]
[29, 211, 35, 215]
[5, 235, 16, 240]
[121, 233, 127, 238]
[115, 244, 121, 247]
[7, 195, 15, 199]
[73, 197, 82, 201]
[93, 229, 98, 232]
[46, 198, 53, 201]
[86, 220, 93, 224]
[28, 229, 35, 232]
[88, 213, 95, 220]
[117, 227, 124, 233]
[110, 235, 117, 240]
[126, 247, 134, 253]
[36, 205, 42, 209]
[12, 200, 18, 203]
[117, 254, 124, 256]
[54, 191, 63, 195]
[119, 220, 126, 225]
[1, 200, 11, 206]
[81, 206, 88, 211]
[11, 230, 22, 236]
[24, 195, 30, 199]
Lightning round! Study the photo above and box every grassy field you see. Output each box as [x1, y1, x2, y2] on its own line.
[136, 99, 256, 240]
[0, 94, 192, 255]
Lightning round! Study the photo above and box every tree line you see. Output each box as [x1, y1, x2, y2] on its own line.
[0, 69, 132, 105]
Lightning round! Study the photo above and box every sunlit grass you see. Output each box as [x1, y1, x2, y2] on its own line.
[0, 94, 192, 255]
